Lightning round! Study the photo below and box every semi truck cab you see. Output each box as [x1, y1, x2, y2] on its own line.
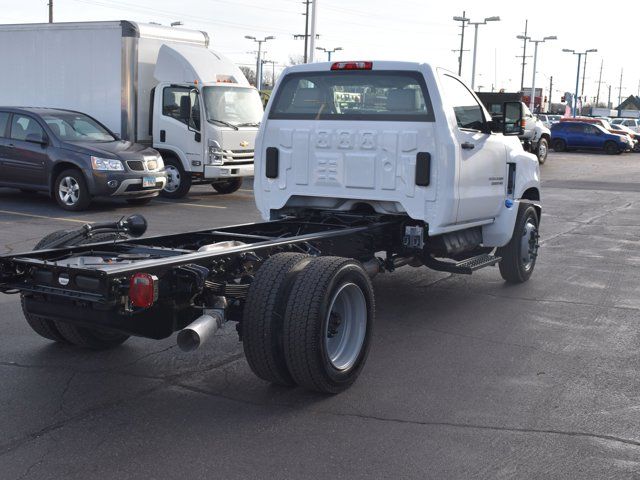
[152, 44, 263, 198]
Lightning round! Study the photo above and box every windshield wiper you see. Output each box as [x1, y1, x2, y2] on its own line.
[236, 122, 261, 128]
[208, 119, 239, 130]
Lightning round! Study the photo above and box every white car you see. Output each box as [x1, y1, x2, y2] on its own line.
[611, 118, 640, 133]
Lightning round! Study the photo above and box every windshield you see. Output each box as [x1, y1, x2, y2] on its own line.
[42, 112, 115, 142]
[202, 86, 263, 127]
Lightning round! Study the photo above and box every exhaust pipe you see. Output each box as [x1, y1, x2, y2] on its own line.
[177, 312, 224, 352]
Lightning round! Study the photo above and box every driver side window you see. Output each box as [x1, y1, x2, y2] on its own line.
[162, 87, 200, 130]
[441, 75, 485, 131]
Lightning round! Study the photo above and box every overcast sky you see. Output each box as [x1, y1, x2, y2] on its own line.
[2, 0, 637, 104]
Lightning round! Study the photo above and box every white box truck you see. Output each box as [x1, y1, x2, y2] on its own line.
[0, 21, 263, 197]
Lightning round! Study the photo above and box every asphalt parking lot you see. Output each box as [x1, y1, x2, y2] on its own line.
[1, 154, 640, 479]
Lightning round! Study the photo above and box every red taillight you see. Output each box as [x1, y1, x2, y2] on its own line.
[331, 61, 373, 71]
[129, 273, 158, 308]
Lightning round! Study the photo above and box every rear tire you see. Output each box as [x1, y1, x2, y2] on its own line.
[160, 157, 191, 199]
[283, 257, 375, 394]
[242, 253, 311, 386]
[552, 139, 566, 152]
[21, 230, 130, 348]
[497, 203, 540, 284]
[212, 178, 243, 194]
[536, 138, 549, 164]
[605, 141, 619, 155]
[54, 169, 91, 211]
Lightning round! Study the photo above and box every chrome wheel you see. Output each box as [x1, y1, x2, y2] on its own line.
[58, 176, 80, 206]
[324, 282, 367, 371]
[520, 219, 539, 272]
[164, 165, 181, 193]
[538, 141, 548, 161]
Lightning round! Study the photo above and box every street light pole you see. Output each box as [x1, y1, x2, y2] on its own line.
[581, 50, 592, 98]
[308, 0, 318, 62]
[452, 12, 469, 76]
[518, 20, 529, 91]
[468, 16, 500, 90]
[528, 36, 557, 112]
[316, 46, 342, 61]
[563, 48, 597, 117]
[245, 36, 275, 91]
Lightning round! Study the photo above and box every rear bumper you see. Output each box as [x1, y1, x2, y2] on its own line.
[204, 163, 254, 179]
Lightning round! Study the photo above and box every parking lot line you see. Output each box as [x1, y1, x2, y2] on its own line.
[0, 209, 88, 224]
[154, 201, 227, 209]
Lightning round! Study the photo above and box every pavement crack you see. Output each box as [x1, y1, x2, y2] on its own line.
[55, 372, 76, 417]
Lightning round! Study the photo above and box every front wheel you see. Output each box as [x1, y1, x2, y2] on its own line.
[160, 157, 191, 199]
[604, 141, 619, 155]
[497, 204, 540, 284]
[54, 169, 91, 211]
[536, 138, 549, 164]
[283, 257, 375, 394]
[212, 178, 243, 194]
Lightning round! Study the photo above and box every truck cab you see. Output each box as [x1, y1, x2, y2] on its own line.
[152, 44, 263, 197]
[255, 61, 540, 248]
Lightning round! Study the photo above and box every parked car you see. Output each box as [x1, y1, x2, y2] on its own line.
[551, 121, 629, 154]
[537, 114, 561, 129]
[559, 116, 635, 151]
[605, 123, 640, 152]
[611, 118, 640, 133]
[0, 108, 167, 210]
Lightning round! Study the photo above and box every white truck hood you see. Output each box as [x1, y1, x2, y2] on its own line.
[154, 44, 250, 86]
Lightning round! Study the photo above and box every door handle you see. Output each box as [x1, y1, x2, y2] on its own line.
[7, 143, 15, 149]
[461, 142, 475, 150]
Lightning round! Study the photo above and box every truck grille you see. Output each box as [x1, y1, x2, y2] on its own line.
[222, 149, 254, 166]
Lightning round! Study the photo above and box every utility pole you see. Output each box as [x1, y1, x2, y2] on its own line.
[618, 68, 624, 108]
[595, 59, 603, 106]
[308, 0, 318, 62]
[548, 76, 553, 110]
[517, 20, 529, 91]
[608, 85, 612, 109]
[581, 50, 593, 98]
[48, 0, 53, 23]
[452, 12, 469, 76]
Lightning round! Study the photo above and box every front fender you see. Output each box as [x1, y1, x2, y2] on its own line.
[510, 149, 541, 200]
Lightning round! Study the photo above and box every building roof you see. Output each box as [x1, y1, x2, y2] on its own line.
[615, 95, 640, 111]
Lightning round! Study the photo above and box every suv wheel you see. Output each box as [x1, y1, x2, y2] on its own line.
[54, 169, 91, 211]
[537, 138, 549, 164]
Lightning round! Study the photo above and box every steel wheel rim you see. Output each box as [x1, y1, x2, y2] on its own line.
[58, 176, 80, 206]
[164, 165, 181, 192]
[520, 218, 539, 272]
[538, 141, 547, 159]
[324, 282, 367, 371]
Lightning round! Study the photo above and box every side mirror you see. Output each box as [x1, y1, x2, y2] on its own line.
[123, 214, 148, 237]
[25, 133, 48, 145]
[503, 102, 524, 136]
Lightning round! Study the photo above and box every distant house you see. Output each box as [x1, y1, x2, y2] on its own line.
[615, 95, 640, 111]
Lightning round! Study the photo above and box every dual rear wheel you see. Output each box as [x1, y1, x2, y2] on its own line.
[242, 253, 375, 394]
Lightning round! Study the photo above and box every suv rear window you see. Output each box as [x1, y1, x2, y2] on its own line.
[269, 71, 434, 121]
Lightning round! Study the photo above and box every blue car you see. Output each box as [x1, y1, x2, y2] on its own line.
[551, 121, 629, 155]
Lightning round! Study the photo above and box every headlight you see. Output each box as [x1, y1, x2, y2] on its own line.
[208, 141, 224, 166]
[156, 156, 164, 170]
[91, 156, 124, 171]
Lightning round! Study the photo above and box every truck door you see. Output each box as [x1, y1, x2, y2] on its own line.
[440, 74, 505, 223]
[4, 113, 48, 187]
[155, 86, 204, 171]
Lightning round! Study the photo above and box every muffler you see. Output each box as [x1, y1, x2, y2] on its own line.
[177, 312, 224, 352]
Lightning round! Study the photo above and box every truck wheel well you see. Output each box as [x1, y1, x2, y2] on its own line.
[156, 149, 179, 162]
[521, 187, 540, 202]
[50, 162, 83, 194]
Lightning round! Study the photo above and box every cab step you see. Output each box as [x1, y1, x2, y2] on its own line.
[423, 253, 501, 275]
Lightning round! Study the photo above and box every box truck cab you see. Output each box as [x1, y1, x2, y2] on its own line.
[0, 21, 262, 198]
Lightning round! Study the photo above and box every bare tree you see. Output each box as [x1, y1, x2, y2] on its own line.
[288, 54, 305, 66]
[239, 66, 256, 86]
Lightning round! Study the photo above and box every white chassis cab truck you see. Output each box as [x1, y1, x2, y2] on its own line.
[0, 61, 541, 394]
[0, 21, 263, 198]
